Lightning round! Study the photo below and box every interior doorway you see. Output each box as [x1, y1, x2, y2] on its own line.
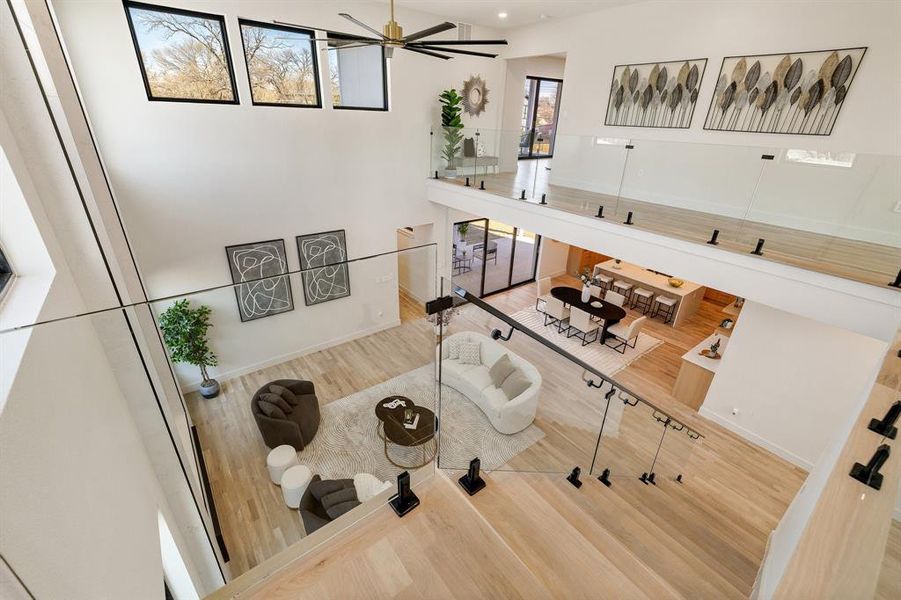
[519, 76, 563, 159]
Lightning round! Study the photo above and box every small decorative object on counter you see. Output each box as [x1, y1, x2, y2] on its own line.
[700, 337, 723, 359]
[720, 318, 734, 329]
[667, 277, 685, 288]
[613, 259, 622, 269]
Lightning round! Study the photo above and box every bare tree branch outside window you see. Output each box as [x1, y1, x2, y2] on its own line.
[239, 21, 321, 106]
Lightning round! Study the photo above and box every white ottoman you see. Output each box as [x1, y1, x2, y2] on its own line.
[281, 465, 313, 509]
[267, 445, 299, 485]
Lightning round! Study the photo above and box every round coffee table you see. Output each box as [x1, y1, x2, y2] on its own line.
[375, 395, 437, 469]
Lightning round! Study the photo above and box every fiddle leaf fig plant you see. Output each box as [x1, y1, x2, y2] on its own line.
[439, 88, 464, 167]
[159, 299, 219, 392]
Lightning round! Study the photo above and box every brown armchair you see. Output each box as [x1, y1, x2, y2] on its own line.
[251, 379, 320, 451]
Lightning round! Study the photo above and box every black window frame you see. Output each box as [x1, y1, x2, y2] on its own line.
[326, 42, 389, 112]
[237, 18, 323, 109]
[123, 0, 240, 105]
[0, 246, 13, 298]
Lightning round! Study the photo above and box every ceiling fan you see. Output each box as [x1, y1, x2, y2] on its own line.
[274, 0, 507, 60]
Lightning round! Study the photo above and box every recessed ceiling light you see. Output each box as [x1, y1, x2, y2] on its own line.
[498, 12, 508, 19]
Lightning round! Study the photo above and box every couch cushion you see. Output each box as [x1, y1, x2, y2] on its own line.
[464, 365, 493, 391]
[269, 384, 299, 406]
[489, 354, 516, 387]
[481, 385, 508, 413]
[258, 400, 287, 420]
[260, 392, 293, 414]
[458, 341, 481, 365]
[501, 368, 531, 400]
[321, 487, 358, 509]
[325, 499, 361, 520]
[443, 358, 477, 378]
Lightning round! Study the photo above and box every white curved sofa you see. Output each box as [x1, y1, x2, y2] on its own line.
[440, 331, 542, 434]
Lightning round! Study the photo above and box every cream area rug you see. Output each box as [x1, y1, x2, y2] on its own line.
[510, 308, 663, 377]
[296, 365, 544, 481]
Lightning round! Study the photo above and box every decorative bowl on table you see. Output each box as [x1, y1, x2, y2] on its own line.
[667, 278, 684, 288]
[590, 301, 602, 308]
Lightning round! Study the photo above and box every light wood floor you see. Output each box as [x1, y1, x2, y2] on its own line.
[189, 281, 806, 579]
[439, 169, 901, 289]
[230, 465, 802, 599]
[877, 519, 901, 600]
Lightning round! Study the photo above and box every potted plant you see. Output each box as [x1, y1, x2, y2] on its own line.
[439, 88, 464, 178]
[159, 299, 220, 399]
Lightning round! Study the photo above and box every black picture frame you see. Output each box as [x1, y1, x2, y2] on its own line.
[237, 18, 323, 109]
[295, 229, 352, 306]
[224, 239, 294, 322]
[603, 58, 708, 130]
[702, 46, 867, 136]
[123, 0, 240, 104]
[327, 44, 389, 112]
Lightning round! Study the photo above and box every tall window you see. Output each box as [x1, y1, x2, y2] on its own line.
[327, 43, 388, 111]
[239, 20, 321, 108]
[124, 1, 238, 103]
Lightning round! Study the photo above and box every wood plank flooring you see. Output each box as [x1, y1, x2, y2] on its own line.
[229, 465, 802, 599]
[877, 519, 901, 600]
[188, 279, 806, 580]
[437, 171, 901, 289]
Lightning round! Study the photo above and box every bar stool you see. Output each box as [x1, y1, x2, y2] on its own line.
[595, 273, 614, 294]
[651, 296, 678, 324]
[612, 280, 634, 305]
[631, 288, 655, 314]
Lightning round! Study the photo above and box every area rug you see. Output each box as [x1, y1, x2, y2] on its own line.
[296, 364, 544, 481]
[509, 308, 663, 377]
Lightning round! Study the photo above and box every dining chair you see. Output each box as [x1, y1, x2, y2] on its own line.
[535, 277, 553, 313]
[604, 316, 648, 354]
[543, 297, 570, 333]
[566, 307, 600, 346]
[589, 284, 604, 299]
[604, 290, 626, 308]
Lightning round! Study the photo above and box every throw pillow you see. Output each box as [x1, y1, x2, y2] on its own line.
[458, 341, 481, 366]
[269, 384, 299, 406]
[260, 392, 293, 414]
[500, 368, 531, 400]
[489, 354, 516, 387]
[448, 337, 462, 360]
[463, 137, 476, 158]
[321, 487, 358, 509]
[257, 400, 287, 420]
[476, 142, 485, 158]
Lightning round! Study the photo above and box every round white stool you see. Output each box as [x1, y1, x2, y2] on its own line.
[267, 445, 299, 485]
[281, 464, 313, 509]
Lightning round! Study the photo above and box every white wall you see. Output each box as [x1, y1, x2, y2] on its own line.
[51, 0, 505, 385]
[503, 1, 901, 245]
[396, 224, 436, 303]
[701, 301, 886, 469]
[536, 236, 569, 279]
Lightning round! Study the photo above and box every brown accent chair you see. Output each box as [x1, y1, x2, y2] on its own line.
[299, 475, 360, 534]
[251, 379, 320, 451]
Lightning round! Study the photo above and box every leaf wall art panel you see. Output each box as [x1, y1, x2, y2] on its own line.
[703, 47, 866, 135]
[605, 58, 707, 128]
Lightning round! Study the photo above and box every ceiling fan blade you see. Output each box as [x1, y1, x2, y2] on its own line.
[272, 21, 380, 42]
[408, 45, 498, 58]
[406, 39, 508, 46]
[316, 37, 383, 46]
[403, 46, 452, 60]
[338, 13, 387, 39]
[403, 21, 456, 42]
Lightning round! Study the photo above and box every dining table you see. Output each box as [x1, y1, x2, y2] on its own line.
[550, 286, 627, 342]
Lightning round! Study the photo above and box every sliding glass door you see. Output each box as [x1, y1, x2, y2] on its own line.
[452, 218, 541, 298]
[519, 76, 563, 159]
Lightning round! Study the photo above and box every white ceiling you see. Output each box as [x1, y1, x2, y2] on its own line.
[392, 0, 640, 30]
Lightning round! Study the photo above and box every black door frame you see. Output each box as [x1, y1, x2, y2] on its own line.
[453, 218, 542, 298]
[519, 76, 564, 160]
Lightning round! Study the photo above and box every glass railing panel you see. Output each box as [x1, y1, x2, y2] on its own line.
[742, 149, 901, 286]
[545, 135, 630, 213]
[145, 245, 438, 578]
[650, 420, 704, 484]
[437, 279, 608, 474]
[616, 140, 772, 245]
[590, 391, 666, 481]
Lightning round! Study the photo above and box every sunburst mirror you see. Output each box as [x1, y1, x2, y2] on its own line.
[461, 75, 489, 116]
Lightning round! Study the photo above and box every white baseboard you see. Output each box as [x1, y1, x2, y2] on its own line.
[181, 319, 403, 392]
[699, 406, 814, 471]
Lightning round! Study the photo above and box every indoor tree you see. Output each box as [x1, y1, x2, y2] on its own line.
[158, 299, 220, 398]
[439, 88, 464, 176]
